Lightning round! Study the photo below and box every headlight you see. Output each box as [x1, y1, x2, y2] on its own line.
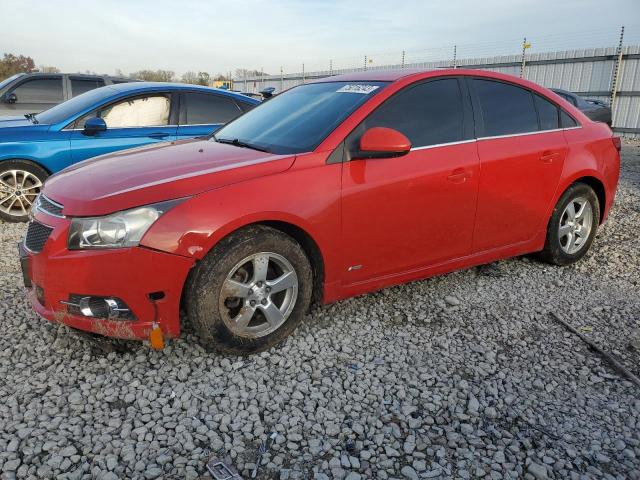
[68, 199, 183, 250]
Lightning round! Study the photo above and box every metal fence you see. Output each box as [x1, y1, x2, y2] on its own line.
[235, 44, 640, 137]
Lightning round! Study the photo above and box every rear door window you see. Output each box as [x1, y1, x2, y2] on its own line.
[473, 79, 539, 137]
[534, 94, 560, 131]
[560, 110, 578, 128]
[362, 78, 465, 148]
[181, 92, 242, 125]
[70, 77, 105, 97]
[11, 77, 63, 104]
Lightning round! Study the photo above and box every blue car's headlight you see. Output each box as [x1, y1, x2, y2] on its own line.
[68, 199, 183, 250]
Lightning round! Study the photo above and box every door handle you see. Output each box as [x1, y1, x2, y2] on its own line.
[447, 168, 471, 184]
[540, 151, 560, 164]
[149, 132, 169, 139]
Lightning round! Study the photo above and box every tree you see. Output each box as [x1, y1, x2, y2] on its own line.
[181, 71, 198, 84]
[130, 69, 175, 82]
[0, 53, 36, 81]
[197, 71, 210, 86]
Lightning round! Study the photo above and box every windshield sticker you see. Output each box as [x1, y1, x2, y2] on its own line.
[336, 84, 380, 94]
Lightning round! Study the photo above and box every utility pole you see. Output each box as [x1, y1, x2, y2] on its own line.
[329, 59, 333, 76]
[302, 63, 305, 84]
[280, 66, 284, 92]
[610, 25, 625, 126]
[453, 45, 457, 69]
[401, 50, 405, 68]
[520, 37, 531, 78]
[364, 55, 368, 71]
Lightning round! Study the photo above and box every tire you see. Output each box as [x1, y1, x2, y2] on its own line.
[0, 160, 49, 222]
[186, 225, 313, 355]
[537, 183, 600, 265]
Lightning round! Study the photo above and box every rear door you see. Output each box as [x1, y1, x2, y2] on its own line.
[341, 77, 480, 282]
[5, 76, 64, 115]
[177, 91, 245, 139]
[69, 92, 178, 162]
[469, 78, 568, 252]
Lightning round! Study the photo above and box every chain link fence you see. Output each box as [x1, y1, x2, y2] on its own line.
[233, 26, 640, 136]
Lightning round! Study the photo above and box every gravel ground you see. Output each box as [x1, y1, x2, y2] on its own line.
[1, 143, 639, 480]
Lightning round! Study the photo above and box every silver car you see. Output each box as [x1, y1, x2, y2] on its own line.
[0, 72, 134, 117]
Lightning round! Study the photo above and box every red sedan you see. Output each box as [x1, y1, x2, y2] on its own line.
[20, 69, 620, 354]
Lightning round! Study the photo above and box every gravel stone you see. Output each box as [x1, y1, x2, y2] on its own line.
[0, 143, 639, 478]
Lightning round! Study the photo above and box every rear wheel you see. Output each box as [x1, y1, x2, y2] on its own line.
[186, 225, 313, 355]
[0, 160, 49, 222]
[537, 183, 600, 265]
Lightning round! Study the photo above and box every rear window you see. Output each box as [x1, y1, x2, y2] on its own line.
[474, 79, 538, 137]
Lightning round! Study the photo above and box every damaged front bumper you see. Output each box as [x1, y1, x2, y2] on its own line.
[21, 210, 194, 341]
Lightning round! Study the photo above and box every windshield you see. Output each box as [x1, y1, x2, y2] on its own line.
[35, 86, 117, 125]
[214, 81, 388, 154]
[0, 74, 24, 92]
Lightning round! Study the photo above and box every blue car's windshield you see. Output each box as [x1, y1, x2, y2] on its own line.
[35, 86, 117, 125]
[214, 81, 388, 154]
[0, 74, 24, 91]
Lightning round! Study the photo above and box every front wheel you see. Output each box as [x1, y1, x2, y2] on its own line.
[0, 160, 49, 222]
[186, 225, 313, 355]
[537, 183, 600, 265]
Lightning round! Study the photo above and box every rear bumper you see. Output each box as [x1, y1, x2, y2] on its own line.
[22, 212, 194, 340]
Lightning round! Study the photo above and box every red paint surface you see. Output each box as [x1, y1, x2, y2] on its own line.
[27, 69, 620, 340]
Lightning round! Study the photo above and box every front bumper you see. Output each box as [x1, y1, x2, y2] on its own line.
[21, 211, 195, 340]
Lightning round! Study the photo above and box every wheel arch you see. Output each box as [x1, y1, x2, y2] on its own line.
[552, 172, 607, 224]
[573, 176, 606, 223]
[0, 158, 52, 176]
[181, 218, 327, 307]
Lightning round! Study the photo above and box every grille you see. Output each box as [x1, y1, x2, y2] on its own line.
[24, 221, 53, 253]
[36, 195, 64, 217]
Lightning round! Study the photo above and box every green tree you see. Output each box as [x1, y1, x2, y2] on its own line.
[196, 71, 210, 86]
[0, 53, 36, 81]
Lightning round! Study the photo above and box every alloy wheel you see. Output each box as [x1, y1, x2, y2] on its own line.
[558, 196, 593, 254]
[0, 169, 42, 218]
[218, 252, 298, 338]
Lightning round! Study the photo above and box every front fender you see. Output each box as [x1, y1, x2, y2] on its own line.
[141, 154, 343, 285]
[0, 130, 72, 173]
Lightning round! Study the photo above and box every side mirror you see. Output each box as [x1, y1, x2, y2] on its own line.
[357, 127, 411, 159]
[4, 93, 17, 104]
[83, 117, 107, 135]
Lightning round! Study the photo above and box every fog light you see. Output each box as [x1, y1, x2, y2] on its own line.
[61, 295, 135, 320]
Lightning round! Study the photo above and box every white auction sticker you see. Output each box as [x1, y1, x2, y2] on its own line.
[336, 84, 380, 94]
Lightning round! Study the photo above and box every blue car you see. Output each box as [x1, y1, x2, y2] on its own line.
[0, 82, 259, 221]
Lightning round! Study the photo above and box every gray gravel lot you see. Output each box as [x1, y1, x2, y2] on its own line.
[1, 143, 639, 480]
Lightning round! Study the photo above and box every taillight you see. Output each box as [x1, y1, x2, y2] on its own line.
[612, 136, 621, 152]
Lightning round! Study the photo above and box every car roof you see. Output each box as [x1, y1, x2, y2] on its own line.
[105, 81, 259, 102]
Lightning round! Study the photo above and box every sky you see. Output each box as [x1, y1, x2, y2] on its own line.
[2, 0, 640, 77]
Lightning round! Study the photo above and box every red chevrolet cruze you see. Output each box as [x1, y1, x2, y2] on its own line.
[20, 69, 620, 354]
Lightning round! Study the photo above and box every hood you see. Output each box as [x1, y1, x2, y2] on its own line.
[44, 138, 295, 216]
[0, 115, 38, 128]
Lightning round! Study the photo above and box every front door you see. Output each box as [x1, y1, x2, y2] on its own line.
[70, 93, 178, 163]
[341, 78, 480, 283]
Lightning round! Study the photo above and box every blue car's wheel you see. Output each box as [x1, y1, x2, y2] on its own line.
[0, 160, 49, 223]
